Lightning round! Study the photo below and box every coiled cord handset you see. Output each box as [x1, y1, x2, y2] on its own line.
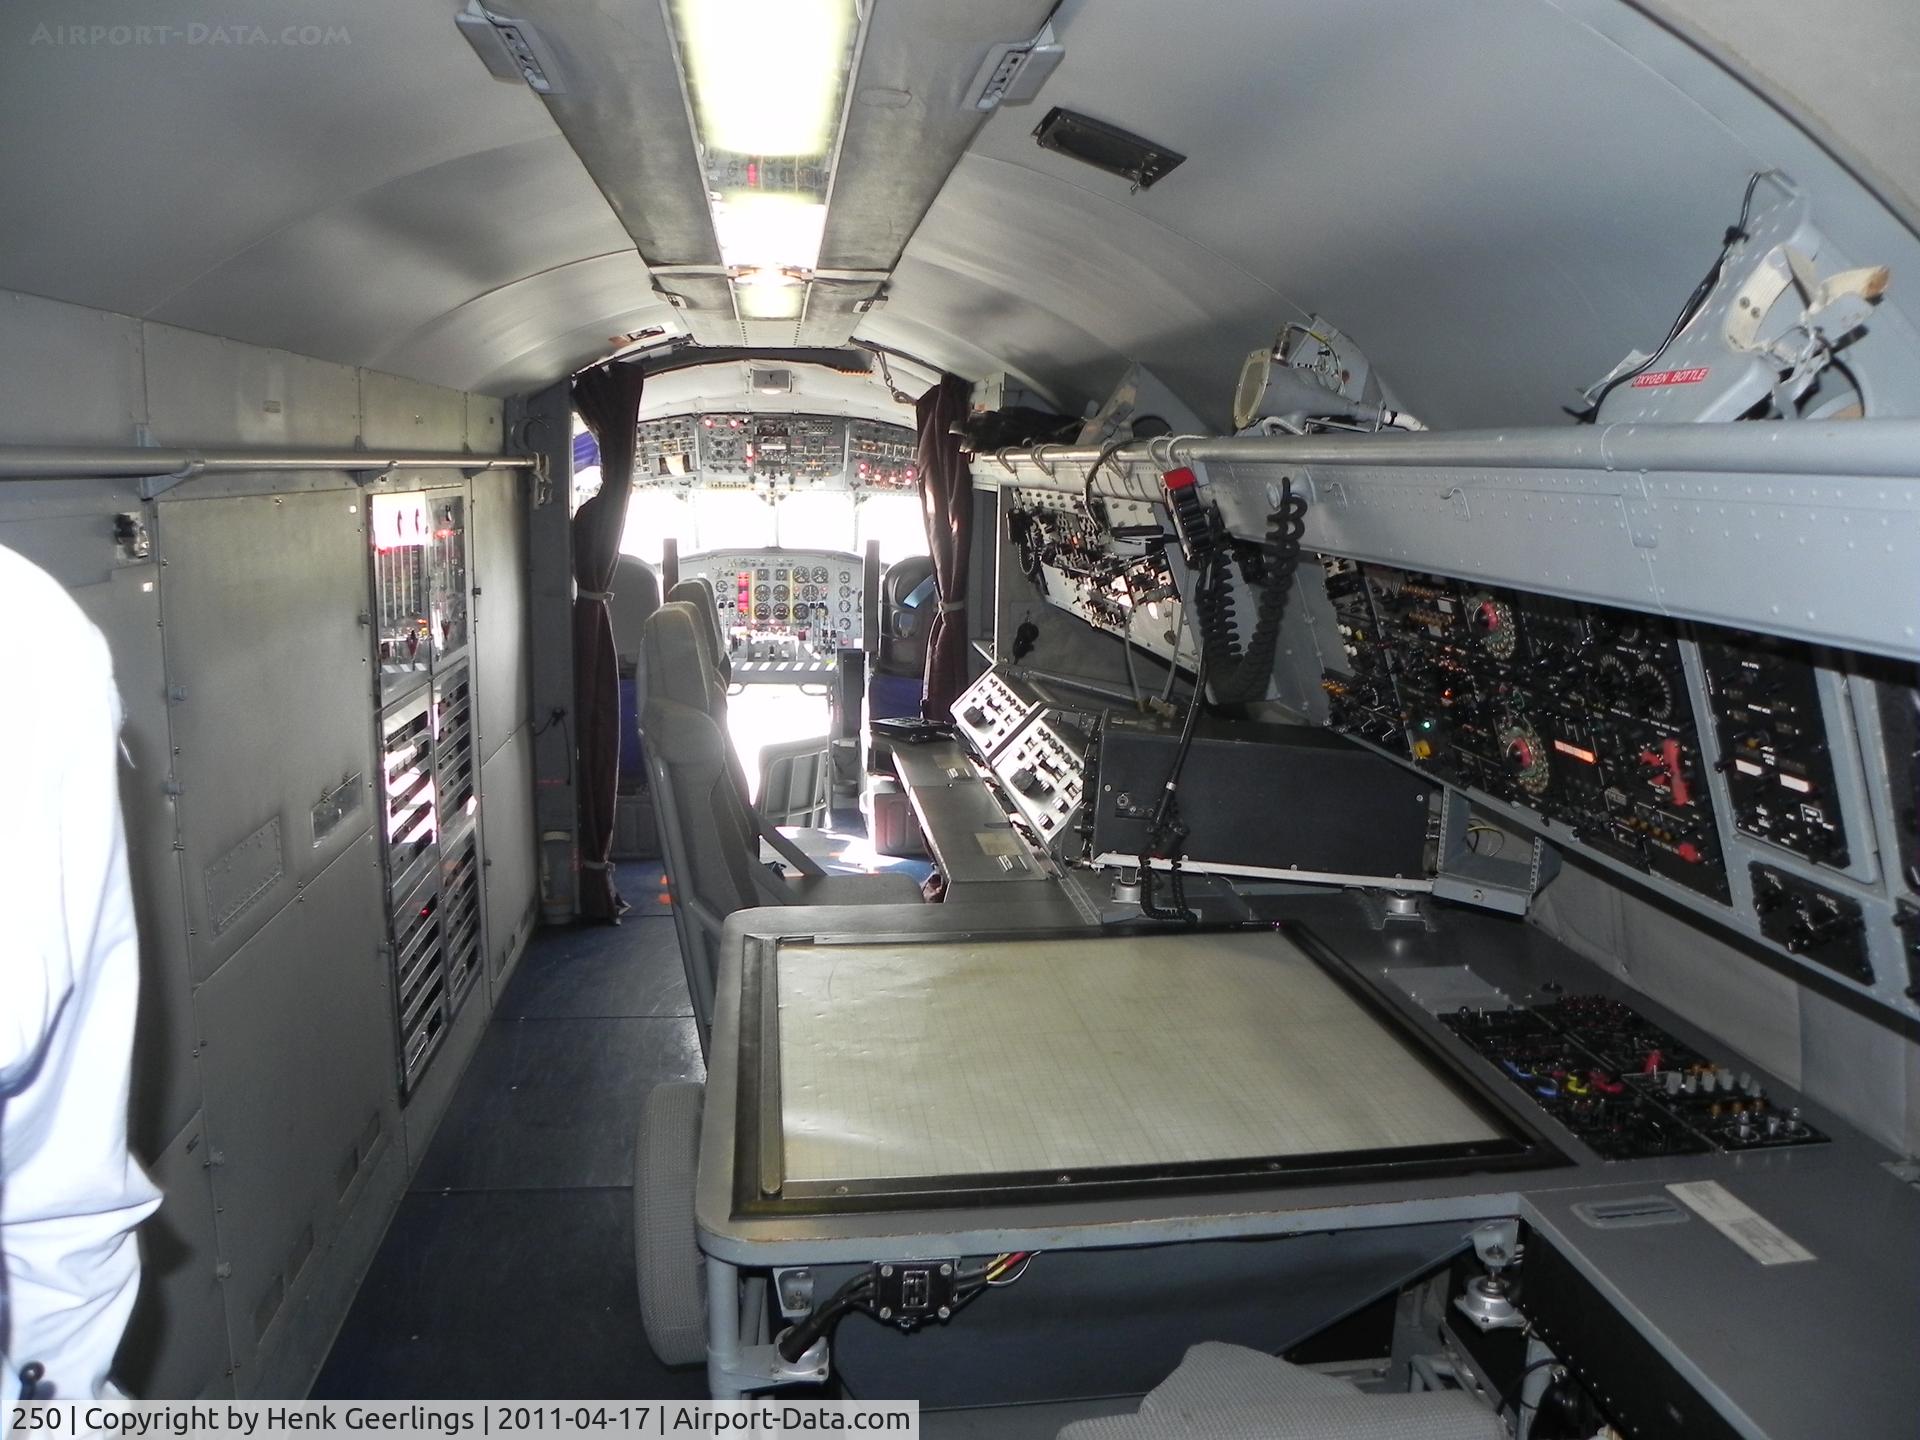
[1137, 467, 1310, 922]
[1161, 467, 1308, 706]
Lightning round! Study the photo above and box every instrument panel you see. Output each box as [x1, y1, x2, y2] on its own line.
[1324, 562, 1727, 900]
[1316, 556, 1918, 1014]
[980, 464, 1920, 1016]
[633, 413, 919, 490]
[1004, 486, 1185, 666]
[677, 549, 865, 678]
[1443, 993, 1825, 1160]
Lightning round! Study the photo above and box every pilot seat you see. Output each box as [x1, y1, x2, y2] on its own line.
[608, 554, 661, 860]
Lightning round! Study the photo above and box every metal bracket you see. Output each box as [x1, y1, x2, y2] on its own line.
[712, 1337, 829, 1393]
[138, 464, 205, 501]
[350, 463, 401, 489]
[1454, 1218, 1527, 1332]
[1356, 891, 1437, 931]
[1430, 790, 1560, 915]
[773, 1269, 815, 1320]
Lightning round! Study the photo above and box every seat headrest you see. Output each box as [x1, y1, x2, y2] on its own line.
[668, 577, 730, 684]
[668, 576, 718, 620]
[642, 602, 721, 718]
[882, 555, 936, 607]
[608, 555, 661, 664]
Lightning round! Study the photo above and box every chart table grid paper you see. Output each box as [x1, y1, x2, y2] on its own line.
[775, 932, 1502, 1183]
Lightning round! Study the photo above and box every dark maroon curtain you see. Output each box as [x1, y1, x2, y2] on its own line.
[915, 373, 973, 721]
[569, 362, 645, 921]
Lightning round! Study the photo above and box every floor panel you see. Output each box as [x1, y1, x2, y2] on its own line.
[312, 1189, 709, 1400]
[410, 1017, 705, 1193]
[497, 917, 691, 1021]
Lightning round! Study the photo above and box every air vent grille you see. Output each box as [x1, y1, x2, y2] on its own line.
[371, 496, 484, 1097]
[441, 830, 483, 1008]
[1572, 1195, 1689, 1229]
[1032, 106, 1185, 190]
[393, 873, 449, 1089]
[434, 664, 477, 824]
[381, 694, 438, 896]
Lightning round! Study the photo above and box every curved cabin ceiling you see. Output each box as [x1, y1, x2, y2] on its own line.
[3, 0, 1917, 428]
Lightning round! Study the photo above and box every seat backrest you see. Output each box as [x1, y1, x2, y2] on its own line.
[639, 604, 785, 1025]
[667, 576, 730, 686]
[610, 556, 662, 792]
[757, 737, 833, 828]
[608, 555, 661, 673]
[876, 555, 936, 677]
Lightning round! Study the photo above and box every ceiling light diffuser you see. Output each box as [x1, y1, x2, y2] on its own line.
[672, 0, 856, 159]
[711, 193, 828, 274]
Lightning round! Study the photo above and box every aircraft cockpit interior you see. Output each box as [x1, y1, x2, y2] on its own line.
[1, 3, 1916, 1438]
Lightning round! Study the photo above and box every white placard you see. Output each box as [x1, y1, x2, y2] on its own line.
[1667, 1180, 1816, 1265]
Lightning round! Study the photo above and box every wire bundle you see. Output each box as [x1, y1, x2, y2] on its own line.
[774, 1254, 1039, 1364]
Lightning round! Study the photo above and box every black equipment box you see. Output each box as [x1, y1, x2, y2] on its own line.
[1088, 712, 1436, 881]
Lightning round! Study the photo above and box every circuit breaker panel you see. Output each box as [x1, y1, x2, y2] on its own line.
[370, 489, 483, 1092]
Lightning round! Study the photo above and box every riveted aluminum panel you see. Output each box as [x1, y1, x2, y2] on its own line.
[142, 323, 364, 450]
[481, 727, 536, 986]
[156, 488, 377, 980]
[465, 392, 504, 455]
[0, 290, 144, 446]
[472, 467, 530, 761]
[194, 831, 394, 1384]
[114, 1113, 231, 1402]
[359, 370, 468, 451]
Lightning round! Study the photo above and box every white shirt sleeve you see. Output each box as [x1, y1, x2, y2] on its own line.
[1, 544, 161, 1405]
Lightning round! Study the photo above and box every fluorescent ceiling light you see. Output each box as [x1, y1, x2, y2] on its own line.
[712, 193, 827, 273]
[735, 269, 805, 321]
[672, 0, 856, 159]
[667, 0, 860, 327]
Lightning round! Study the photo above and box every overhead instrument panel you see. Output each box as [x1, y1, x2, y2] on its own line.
[677, 548, 864, 680]
[848, 419, 920, 489]
[635, 415, 698, 479]
[694, 413, 754, 476]
[631, 413, 920, 491]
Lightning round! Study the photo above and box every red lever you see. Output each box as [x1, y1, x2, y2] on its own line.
[1661, 737, 1690, 806]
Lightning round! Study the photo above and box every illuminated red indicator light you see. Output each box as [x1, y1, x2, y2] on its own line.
[1660, 736, 1690, 806]
[1551, 739, 1597, 764]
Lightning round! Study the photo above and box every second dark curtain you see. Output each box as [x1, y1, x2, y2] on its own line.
[569, 362, 645, 922]
[914, 373, 974, 721]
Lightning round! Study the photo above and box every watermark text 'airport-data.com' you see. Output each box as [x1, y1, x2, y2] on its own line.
[29, 22, 350, 48]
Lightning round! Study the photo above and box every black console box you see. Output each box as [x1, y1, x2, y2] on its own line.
[1087, 712, 1436, 880]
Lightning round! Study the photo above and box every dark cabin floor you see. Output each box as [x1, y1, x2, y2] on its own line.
[313, 860, 713, 1400]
